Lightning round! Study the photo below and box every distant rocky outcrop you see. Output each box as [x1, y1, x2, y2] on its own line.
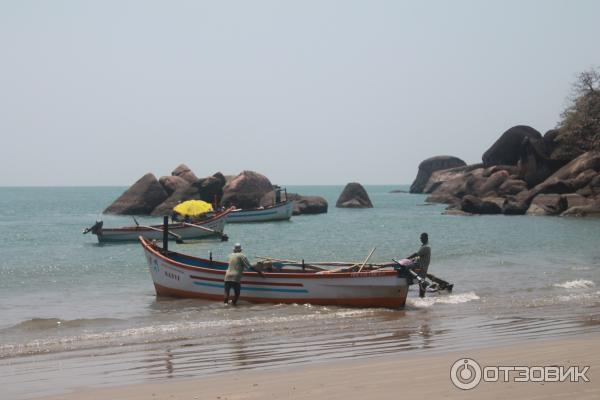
[104, 173, 168, 215]
[482, 125, 542, 167]
[413, 69, 600, 217]
[221, 170, 273, 209]
[102, 165, 332, 217]
[409, 156, 466, 193]
[336, 183, 373, 208]
[419, 146, 600, 217]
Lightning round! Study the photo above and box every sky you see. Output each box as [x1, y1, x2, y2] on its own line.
[1, 0, 599, 186]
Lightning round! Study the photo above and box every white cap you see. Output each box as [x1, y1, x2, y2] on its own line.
[234, 243, 242, 252]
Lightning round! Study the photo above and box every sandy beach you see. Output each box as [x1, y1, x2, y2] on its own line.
[38, 335, 599, 400]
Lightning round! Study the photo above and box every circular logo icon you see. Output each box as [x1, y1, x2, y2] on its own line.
[450, 358, 482, 390]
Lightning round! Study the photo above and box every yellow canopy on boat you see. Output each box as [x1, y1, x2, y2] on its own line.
[173, 200, 213, 217]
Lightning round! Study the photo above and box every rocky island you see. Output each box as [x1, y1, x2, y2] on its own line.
[104, 166, 328, 216]
[410, 69, 600, 217]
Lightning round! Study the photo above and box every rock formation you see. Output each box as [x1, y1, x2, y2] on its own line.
[159, 175, 189, 196]
[482, 125, 542, 167]
[418, 148, 600, 217]
[171, 164, 199, 183]
[151, 172, 226, 216]
[221, 170, 273, 209]
[336, 183, 373, 208]
[409, 156, 466, 193]
[104, 173, 168, 215]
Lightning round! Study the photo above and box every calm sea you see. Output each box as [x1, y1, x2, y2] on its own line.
[1, 186, 599, 399]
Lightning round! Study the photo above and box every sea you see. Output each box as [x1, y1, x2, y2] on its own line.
[1, 186, 599, 399]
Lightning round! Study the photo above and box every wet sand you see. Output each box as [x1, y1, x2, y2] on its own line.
[38, 335, 599, 400]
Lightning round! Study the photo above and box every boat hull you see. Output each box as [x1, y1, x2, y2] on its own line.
[226, 201, 294, 223]
[140, 237, 409, 308]
[96, 211, 230, 243]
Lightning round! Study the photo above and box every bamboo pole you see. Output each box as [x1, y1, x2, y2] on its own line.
[183, 222, 228, 241]
[357, 247, 377, 273]
[139, 224, 183, 241]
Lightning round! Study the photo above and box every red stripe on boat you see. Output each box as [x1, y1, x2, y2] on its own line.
[153, 283, 407, 308]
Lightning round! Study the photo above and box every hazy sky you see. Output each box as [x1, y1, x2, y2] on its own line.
[1, 0, 599, 186]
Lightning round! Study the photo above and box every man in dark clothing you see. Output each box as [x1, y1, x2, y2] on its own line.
[407, 233, 431, 298]
[224, 243, 265, 305]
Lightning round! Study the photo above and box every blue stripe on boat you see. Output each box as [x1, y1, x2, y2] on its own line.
[193, 281, 309, 293]
[228, 210, 279, 217]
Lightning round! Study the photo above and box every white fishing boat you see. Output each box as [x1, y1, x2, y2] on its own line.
[139, 236, 412, 308]
[226, 200, 294, 223]
[84, 208, 232, 243]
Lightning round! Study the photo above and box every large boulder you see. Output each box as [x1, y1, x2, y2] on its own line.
[151, 172, 226, 216]
[502, 200, 529, 215]
[526, 194, 567, 216]
[531, 152, 600, 196]
[498, 178, 528, 195]
[171, 164, 198, 183]
[561, 201, 600, 217]
[151, 185, 203, 216]
[198, 172, 226, 205]
[221, 171, 273, 209]
[336, 183, 373, 208]
[482, 125, 542, 167]
[577, 175, 600, 197]
[104, 173, 168, 215]
[423, 164, 482, 194]
[293, 195, 328, 215]
[409, 156, 466, 193]
[541, 151, 600, 182]
[518, 135, 566, 187]
[460, 195, 502, 214]
[425, 192, 460, 205]
[470, 170, 509, 196]
[159, 175, 189, 196]
[563, 193, 591, 209]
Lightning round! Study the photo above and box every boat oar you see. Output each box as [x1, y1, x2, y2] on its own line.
[139, 225, 184, 244]
[182, 222, 229, 241]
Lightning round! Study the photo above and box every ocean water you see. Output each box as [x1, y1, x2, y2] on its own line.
[1, 186, 599, 399]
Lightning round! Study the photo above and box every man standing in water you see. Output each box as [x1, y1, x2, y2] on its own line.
[224, 243, 265, 306]
[407, 232, 431, 298]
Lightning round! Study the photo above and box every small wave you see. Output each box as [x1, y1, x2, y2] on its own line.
[408, 292, 480, 308]
[3, 317, 125, 333]
[0, 308, 385, 358]
[570, 266, 591, 271]
[554, 280, 595, 289]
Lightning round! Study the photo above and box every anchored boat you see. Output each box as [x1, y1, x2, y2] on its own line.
[84, 208, 232, 243]
[139, 236, 413, 308]
[226, 200, 294, 223]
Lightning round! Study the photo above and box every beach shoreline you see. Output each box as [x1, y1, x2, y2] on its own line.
[37, 334, 600, 400]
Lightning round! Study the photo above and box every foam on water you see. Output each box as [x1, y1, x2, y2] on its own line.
[0, 306, 389, 358]
[554, 279, 595, 289]
[407, 292, 480, 308]
[557, 291, 600, 303]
